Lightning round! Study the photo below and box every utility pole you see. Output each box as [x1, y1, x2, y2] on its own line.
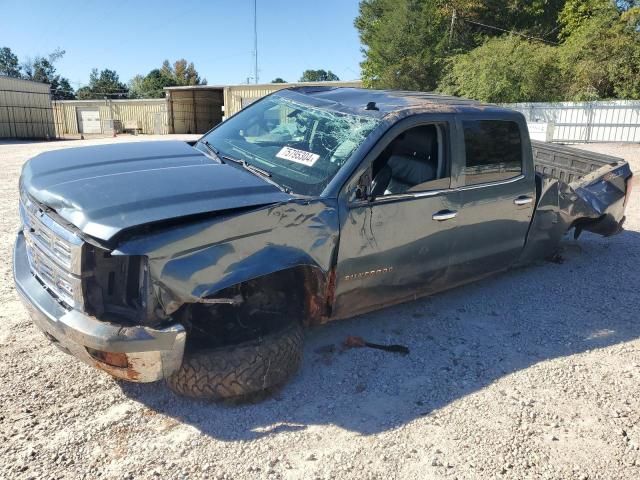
[449, 7, 457, 46]
[253, 0, 259, 84]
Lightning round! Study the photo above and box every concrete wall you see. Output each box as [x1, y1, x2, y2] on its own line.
[0, 76, 56, 139]
[53, 99, 169, 135]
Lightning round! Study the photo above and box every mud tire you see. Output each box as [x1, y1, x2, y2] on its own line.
[167, 323, 303, 401]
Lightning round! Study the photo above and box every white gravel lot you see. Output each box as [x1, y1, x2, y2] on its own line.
[1, 136, 639, 480]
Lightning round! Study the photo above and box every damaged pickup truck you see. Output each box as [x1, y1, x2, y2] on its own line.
[14, 87, 633, 400]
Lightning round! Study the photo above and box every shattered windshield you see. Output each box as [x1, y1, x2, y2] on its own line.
[201, 94, 380, 195]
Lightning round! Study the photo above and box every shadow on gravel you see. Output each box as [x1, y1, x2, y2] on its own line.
[120, 230, 640, 441]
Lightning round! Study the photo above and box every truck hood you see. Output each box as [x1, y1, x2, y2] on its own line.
[20, 141, 292, 243]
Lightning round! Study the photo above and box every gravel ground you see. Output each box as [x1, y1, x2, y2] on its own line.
[1, 136, 639, 480]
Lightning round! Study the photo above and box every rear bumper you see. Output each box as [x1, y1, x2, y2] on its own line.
[13, 232, 186, 382]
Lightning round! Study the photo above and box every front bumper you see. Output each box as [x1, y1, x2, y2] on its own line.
[13, 232, 186, 382]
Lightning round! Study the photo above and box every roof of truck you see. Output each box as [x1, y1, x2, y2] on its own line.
[284, 86, 508, 118]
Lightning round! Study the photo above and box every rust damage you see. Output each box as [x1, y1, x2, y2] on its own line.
[302, 267, 337, 326]
[87, 350, 141, 381]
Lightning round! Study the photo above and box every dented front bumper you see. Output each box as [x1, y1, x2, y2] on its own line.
[13, 232, 186, 382]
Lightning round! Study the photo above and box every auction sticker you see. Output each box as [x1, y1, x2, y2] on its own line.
[276, 146, 320, 167]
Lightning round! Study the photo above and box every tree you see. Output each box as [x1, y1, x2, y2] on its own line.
[559, 1, 640, 99]
[76, 68, 128, 99]
[128, 69, 174, 98]
[0, 47, 21, 77]
[354, 0, 566, 91]
[439, 35, 565, 103]
[160, 59, 207, 86]
[21, 49, 75, 99]
[128, 59, 206, 98]
[299, 69, 340, 82]
[271, 77, 287, 83]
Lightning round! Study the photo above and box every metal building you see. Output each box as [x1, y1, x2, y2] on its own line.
[0, 76, 57, 139]
[222, 81, 363, 118]
[53, 98, 169, 136]
[164, 81, 363, 134]
[164, 86, 224, 135]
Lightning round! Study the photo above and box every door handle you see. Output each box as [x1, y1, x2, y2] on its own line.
[514, 196, 533, 206]
[432, 210, 458, 221]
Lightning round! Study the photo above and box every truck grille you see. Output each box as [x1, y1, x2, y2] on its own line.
[19, 194, 84, 309]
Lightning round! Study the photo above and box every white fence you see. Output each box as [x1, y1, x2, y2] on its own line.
[505, 100, 640, 143]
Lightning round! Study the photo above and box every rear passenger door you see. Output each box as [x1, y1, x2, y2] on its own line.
[447, 117, 536, 284]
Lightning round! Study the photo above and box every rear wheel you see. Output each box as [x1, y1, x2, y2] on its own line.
[167, 323, 303, 401]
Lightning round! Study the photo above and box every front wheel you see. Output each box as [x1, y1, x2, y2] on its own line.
[167, 323, 304, 401]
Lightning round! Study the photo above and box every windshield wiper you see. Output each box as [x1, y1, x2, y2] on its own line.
[220, 154, 270, 176]
[221, 154, 291, 193]
[198, 139, 221, 160]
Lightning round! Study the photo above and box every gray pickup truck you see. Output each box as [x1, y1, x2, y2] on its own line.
[13, 87, 633, 400]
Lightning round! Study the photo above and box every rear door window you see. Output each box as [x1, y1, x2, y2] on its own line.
[462, 120, 523, 186]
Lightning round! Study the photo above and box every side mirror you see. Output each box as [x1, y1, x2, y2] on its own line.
[355, 186, 374, 202]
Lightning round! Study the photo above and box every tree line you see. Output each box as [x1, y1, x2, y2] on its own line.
[0, 46, 342, 100]
[356, 0, 640, 102]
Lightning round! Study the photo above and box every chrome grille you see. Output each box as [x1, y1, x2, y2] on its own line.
[20, 194, 84, 309]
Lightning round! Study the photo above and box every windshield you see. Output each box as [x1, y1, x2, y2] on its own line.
[201, 94, 380, 195]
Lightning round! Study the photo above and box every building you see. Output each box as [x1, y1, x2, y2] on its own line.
[53, 98, 168, 136]
[50, 80, 364, 138]
[165, 80, 363, 134]
[0, 75, 57, 139]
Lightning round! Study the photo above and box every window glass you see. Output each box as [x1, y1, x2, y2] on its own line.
[201, 94, 380, 195]
[462, 120, 522, 186]
[370, 124, 449, 197]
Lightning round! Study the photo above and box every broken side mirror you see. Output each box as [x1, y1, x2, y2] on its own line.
[354, 172, 374, 202]
[355, 185, 374, 202]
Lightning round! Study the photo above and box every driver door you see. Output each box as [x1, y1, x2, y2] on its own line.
[332, 117, 461, 319]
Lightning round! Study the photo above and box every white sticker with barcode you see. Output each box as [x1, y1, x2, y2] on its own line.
[276, 146, 320, 167]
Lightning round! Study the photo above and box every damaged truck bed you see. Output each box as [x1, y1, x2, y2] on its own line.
[13, 87, 633, 400]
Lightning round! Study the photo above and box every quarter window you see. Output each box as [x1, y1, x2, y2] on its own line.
[462, 120, 523, 186]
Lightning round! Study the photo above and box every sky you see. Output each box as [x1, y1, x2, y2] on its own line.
[0, 0, 363, 89]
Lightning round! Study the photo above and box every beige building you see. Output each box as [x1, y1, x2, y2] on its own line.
[53, 98, 168, 136]
[0, 76, 56, 139]
[165, 80, 363, 134]
[49, 80, 364, 138]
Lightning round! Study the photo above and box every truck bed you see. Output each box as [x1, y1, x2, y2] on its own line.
[531, 140, 623, 184]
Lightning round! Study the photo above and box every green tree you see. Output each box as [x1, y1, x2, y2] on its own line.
[128, 69, 174, 98]
[128, 59, 206, 98]
[356, 0, 448, 90]
[160, 59, 207, 86]
[21, 49, 75, 99]
[559, 1, 640, 99]
[355, 0, 566, 91]
[271, 77, 287, 83]
[76, 68, 128, 99]
[0, 47, 21, 77]
[439, 35, 565, 102]
[299, 69, 340, 82]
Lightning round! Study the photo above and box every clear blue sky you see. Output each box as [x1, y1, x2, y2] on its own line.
[0, 0, 363, 89]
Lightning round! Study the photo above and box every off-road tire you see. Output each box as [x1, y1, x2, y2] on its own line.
[167, 323, 304, 401]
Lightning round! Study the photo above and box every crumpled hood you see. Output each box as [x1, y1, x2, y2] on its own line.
[20, 141, 292, 242]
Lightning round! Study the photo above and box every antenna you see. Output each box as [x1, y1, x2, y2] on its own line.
[253, 0, 259, 84]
